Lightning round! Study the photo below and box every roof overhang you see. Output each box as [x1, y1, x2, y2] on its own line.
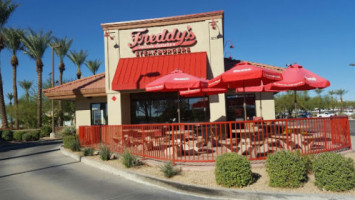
[101, 10, 224, 31]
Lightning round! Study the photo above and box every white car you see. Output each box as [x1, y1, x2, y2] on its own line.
[316, 112, 335, 117]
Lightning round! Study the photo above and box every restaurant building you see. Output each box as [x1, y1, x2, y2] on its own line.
[44, 11, 284, 128]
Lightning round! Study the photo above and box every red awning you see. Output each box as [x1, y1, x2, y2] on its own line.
[112, 52, 207, 90]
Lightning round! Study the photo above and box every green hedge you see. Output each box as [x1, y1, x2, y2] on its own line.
[1, 130, 13, 141]
[61, 126, 76, 137]
[21, 130, 40, 141]
[22, 133, 32, 141]
[13, 131, 25, 141]
[266, 151, 307, 188]
[40, 126, 52, 138]
[215, 153, 254, 187]
[63, 135, 81, 151]
[313, 152, 355, 191]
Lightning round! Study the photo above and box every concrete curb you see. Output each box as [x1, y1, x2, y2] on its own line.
[59, 146, 81, 162]
[60, 147, 355, 200]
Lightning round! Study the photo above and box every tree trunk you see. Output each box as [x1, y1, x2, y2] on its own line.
[58, 66, 64, 126]
[12, 63, 19, 129]
[0, 48, 8, 128]
[36, 59, 43, 128]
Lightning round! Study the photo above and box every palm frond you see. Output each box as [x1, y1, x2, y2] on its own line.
[0, 0, 18, 28]
[20, 29, 52, 60]
[85, 59, 102, 75]
[2, 27, 25, 54]
[6, 92, 13, 100]
[68, 49, 88, 68]
[19, 80, 32, 90]
[52, 37, 73, 62]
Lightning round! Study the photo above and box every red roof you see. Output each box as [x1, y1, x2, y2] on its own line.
[112, 52, 207, 90]
[43, 73, 106, 100]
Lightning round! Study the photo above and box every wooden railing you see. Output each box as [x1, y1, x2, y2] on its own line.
[78, 116, 351, 163]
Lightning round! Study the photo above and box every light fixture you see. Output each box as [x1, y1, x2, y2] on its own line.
[211, 18, 216, 30]
[104, 31, 114, 40]
[224, 40, 234, 49]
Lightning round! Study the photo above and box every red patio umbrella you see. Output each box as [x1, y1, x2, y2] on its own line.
[179, 88, 226, 97]
[208, 62, 282, 89]
[145, 69, 208, 123]
[209, 62, 283, 120]
[266, 63, 330, 116]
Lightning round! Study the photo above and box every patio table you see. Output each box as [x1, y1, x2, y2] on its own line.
[270, 132, 314, 151]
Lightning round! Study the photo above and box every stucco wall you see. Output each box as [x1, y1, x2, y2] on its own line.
[255, 92, 276, 120]
[75, 96, 107, 129]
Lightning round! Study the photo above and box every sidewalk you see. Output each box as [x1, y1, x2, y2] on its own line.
[60, 146, 355, 200]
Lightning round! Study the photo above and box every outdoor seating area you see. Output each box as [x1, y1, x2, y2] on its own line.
[78, 116, 351, 163]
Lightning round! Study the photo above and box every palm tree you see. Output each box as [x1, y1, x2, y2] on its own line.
[335, 89, 348, 113]
[68, 50, 88, 79]
[20, 29, 52, 128]
[19, 80, 32, 101]
[52, 37, 73, 126]
[6, 92, 13, 128]
[328, 90, 336, 111]
[0, 0, 18, 128]
[3, 27, 25, 129]
[52, 37, 73, 85]
[85, 59, 102, 75]
[6, 92, 12, 105]
[314, 89, 323, 113]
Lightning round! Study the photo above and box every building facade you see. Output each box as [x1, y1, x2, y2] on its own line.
[44, 11, 280, 128]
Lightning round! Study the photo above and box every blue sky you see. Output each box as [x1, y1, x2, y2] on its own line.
[1, 0, 355, 103]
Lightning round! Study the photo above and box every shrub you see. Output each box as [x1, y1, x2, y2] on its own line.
[302, 154, 314, 174]
[83, 147, 94, 156]
[13, 131, 25, 141]
[61, 126, 76, 137]
[215, 153, 254, 187]
[63, 135, 81, 151]
[22, 133, 33, 141]
[40, 126, 52, 138]
[99, 145, 110, 161]
[28, 130, 40, 141]
[122, 151, 142, 168]
[1, 130, 13, 141]
[313, 152, 355, 191]
[160, 162, 181, 178]
[266, 151, 307, 188]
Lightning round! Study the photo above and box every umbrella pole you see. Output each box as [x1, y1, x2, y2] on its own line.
[204, 95, 209, 122]
[243, 81, 247, 121]
[259, 92, 263, 118]
[294, 90, 297, 118]
[178, 93, 181, 123]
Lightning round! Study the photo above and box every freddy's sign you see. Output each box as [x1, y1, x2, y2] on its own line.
[128, 26, 197, 57]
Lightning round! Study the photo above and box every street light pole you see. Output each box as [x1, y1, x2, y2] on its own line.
[50, 44, 60, 139]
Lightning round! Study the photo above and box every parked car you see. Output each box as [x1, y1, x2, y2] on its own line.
[297, 112, 312, 118]
[316, 112, 335, 117]
[343, 111, 353, 116]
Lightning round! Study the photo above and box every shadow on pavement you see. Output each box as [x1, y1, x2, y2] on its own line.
[0, 161, 78, 179]
[0, 140, 63, 152]
[0, 149, 60, 161]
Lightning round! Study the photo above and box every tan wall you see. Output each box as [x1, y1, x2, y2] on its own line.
[75, 96, 107, 129]
[104, 17, 226, 124]
[255, 92, 276, 120]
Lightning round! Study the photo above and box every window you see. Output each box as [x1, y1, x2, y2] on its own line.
[130, 92, 209, 124]
[226, 94, 256, 121]
[90, 103, 107, 125]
